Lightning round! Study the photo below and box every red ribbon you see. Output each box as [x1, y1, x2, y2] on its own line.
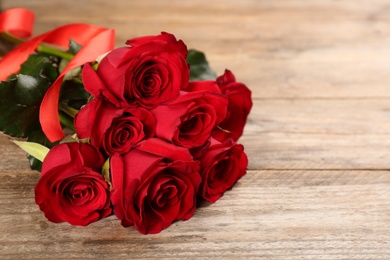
[0, 8, 34, 38]
[0, 8, 116, 142]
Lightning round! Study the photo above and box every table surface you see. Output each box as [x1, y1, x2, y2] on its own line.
[1, 0, 390, 259]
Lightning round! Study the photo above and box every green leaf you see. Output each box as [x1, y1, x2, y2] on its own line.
[0, 53, 59, 138]
[26, 130, 56, 171]
[20, 53, 59, 82]
[102, 159, 112, 190]
[28, 154, 43, 172]
[69, 39, 83, 55]
[0, 75, 50, 137]
[0, 53, 59, 171]
[58, 58, 69, 74]
[0, 53, 59, 139]
[13, 140, 50, 162]
[59, 136, 77, 144]
[60, 79, 90, 110]
[0, 76, 49, 137]
[63, 67, 82, 81]
[15, 74, 50, 106]
[187, 49, 217, 80]
[59, 44, 82, 78]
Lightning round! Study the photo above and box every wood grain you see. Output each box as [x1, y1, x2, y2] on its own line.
[6, 0, 390, 98]
[244, 99, 390, 170]
[1, 0, 390, 259]
[1, 168, 390, 259]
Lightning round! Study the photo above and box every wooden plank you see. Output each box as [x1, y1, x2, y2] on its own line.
[247, 99, 390, 136]
[4, 0, 390, 98]
[1, 169, 390, 259]
[243, 133, 390, 170]
[242, 98, 390, 169]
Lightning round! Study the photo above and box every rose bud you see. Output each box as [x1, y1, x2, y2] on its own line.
[151, 81, 228, 148]
[75, 97, 156, 156]
[110, 138, 201, 234]
[198, 138, 248, 203]
[82, 32, 189, 108]
[212, 69, 252, 142]
[34, 142, 111, 226]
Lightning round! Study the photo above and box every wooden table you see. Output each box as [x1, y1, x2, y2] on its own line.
[1, 0, 390, 259]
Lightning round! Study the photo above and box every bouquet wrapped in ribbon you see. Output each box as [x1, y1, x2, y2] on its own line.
[0, 8, 252, 234]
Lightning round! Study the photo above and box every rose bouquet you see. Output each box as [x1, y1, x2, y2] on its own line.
[0, 8, 252, 234]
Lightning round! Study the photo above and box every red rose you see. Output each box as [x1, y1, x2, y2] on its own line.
[82, 32, 189, 108]
[110, 138, 201, 234]
[75, 98, 155, 156]
[198, 138, 248, 203]
[35, 142, 111, 226]
[212, 69, 252, 142]
[151, 81, 228, 148]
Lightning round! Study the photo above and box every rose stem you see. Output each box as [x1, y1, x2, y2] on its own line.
[0, 31, 74, 60]
[59, 103, 79, 118]
[59, 112, 76, 132]
[58, 103, 79, 132]
[0, 31, 24, 45]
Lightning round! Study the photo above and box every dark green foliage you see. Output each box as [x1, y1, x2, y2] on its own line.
[187, 49, 217, 80]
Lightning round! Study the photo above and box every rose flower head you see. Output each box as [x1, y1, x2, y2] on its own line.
[75, 97, 156, 156]
[197, 138, 248, 203]
[110, 138, 201, 234]
[212, 69, 252, 142]
[35, 142, 111, 226]
[83, 32, 189, 109]
[151, 81, 228, 149]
